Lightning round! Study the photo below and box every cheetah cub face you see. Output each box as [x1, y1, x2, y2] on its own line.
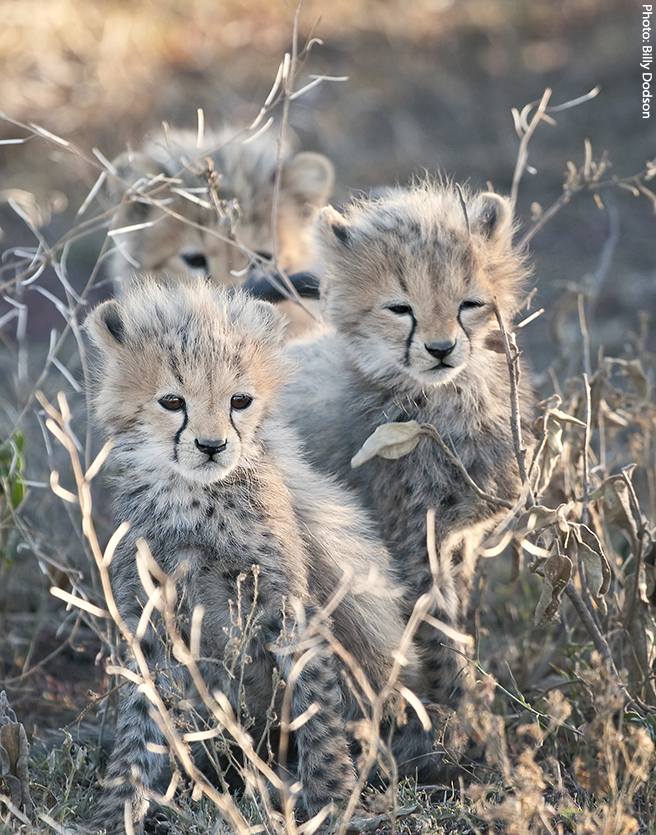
[109, 129, 334, 288]
[316, 183, 525, 390]
[86, 280, 288, 484]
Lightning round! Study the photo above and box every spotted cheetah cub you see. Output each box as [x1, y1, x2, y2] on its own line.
[85, 279, 428, 833]
[284, 181, 534, 707]
[108, 128, 334, 332]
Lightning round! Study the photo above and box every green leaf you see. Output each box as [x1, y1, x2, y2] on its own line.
[10, 476, 24, 510]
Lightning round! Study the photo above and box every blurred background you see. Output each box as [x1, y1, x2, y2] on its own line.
[0, 0, 654, 731]
[0, 0, 654, 361]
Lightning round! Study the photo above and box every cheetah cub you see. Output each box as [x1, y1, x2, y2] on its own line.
[85, 279, 427, 833]
[108, 128, 334, 332]
[284, 181, 534, 707]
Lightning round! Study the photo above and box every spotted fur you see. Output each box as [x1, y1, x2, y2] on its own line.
[284, 181, 535, 707]
[85, 279, 433, 833]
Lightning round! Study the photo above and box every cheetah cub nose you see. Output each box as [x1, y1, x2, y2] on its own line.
[424, 340, 456, 360]
[195, 438, 228, 457]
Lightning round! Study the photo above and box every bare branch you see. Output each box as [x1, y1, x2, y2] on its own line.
[420, 424, 514, 510]
[563, 581, 642, 715]
[493, 303, 534, 506]
[510, 88, 552, 212]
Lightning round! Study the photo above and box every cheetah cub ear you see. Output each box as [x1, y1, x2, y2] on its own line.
[85, 300, 127, 351]
[470, 192, 513, 246]
[315, 204, 351, 248]
[281, 152, 335, 217]
[239, 295, 289, 347]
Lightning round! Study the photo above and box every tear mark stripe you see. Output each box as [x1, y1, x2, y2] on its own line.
[172, 406, 188, 462]
[403, 312, 418, 367]
[457, 309, 472, 349]
[230, 412, 242, 442]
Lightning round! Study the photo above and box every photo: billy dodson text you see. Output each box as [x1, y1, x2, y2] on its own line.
[643, 4, 652, 117]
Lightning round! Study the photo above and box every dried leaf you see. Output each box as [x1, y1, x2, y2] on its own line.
[351, 420, 426, 469]
[535, 551, 572, 624]
[540, 415, 563, 491]
[537, 393, 562, 413]
[618, 358, 651, 401]
[644, 562, 656, 607]
[589, 362, 611, 425]
[555, 503, 571, 536]
[575, 524, 611, 596]
[534, 401, 586, 495]
[638, 565, 650, 605]
[567, 523, 611, 616]
[549, 408, 587, 427]
[589, 474, 639, 540]
[0, 691, 31, 813]
[515, 504, 558, 537]
[510, 541, 523, 582]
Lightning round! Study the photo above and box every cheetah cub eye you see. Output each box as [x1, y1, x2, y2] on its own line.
[230, 394, 253, 410]
[159, 394, 185, 411]
[459, 300, 485, 312]
[181, 252, 209, 271]
[386, 303, 413, 316]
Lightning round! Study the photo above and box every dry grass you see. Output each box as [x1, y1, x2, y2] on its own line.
[1, 2, 656, 833]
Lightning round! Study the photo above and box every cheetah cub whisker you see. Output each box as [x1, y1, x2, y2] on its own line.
[85, 278, 432, 833]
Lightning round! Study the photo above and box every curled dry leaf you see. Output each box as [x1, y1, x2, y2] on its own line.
[643, 538, 656, 608]
[644, 565, 656, 603]
[574, 524, 611, 596]
[638, 565, 650, 606]
[549, 408, 587, 427]
[536, 393, 562, 413]
[566, 523, 612, 616]
[515, 502, 575, 539]
[351, 420, 426, 469]
[540, 416, 564, 491]
[589, 473, 640, 541]
[535, 550, 573, 624]
[0, 691, 31, 813]
[515, 504, 558, 537]
[533, 398, 584, 495]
